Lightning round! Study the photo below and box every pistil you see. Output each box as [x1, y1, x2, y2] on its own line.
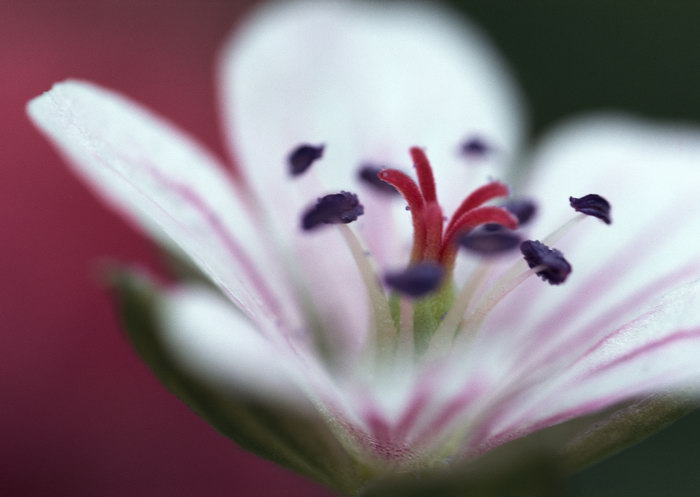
[375, 149, 520, 353]
[297, 143, 612, 368]
[377, 169, 427, 262]
[440, 207, 518, 268]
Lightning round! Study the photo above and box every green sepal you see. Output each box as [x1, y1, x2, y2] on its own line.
[561, 393, 699, 473]
[160, 247, 217, 288]
[111, 270, 365, 495]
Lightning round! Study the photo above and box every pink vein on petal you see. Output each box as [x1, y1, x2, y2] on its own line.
[392, 385, 432, 442]
[475, 394, 622, 456]
[135, 160, 288, 335]
[39, 89, 295, 340]
[518, 264, 696, 376]
[580, 328, 700, 379]
[519, 203, 687, 357]
[487, 330, 700, 450]
[413, 381, 484, 448]
[483, 370, 680, 455]
[365, 407, 392, 446]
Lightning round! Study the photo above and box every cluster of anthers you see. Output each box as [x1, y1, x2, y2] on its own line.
[295, 143, 611, 365]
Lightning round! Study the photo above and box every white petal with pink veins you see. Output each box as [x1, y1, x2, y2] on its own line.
[477, 116, 700, 377]
[219, 0, 524, 350]
[220, 1, 523, 198]
[475, 279, 700, 451]
[159, 284, 312, 408]
[27, 80, 299, 339]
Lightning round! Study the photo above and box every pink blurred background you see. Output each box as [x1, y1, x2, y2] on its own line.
[1, 1, 332, 495]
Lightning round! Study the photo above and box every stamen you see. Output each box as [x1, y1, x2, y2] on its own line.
[385, 262, 444, 298]
[483, 209, 588, 306]
[461, 136, 491, 157]
[520, 240, 572, 285]
[436, 242, 571, 354]
[425, 263, 490, 360]
[337, 225, 395, 362]
[446, 181, 510, 235]
[358, 165, 399, 195]
[301, 191, 364, 231]
[410, 147, 438, 204]
[378, 169, 427, 262]
[288, 144, 324, 176]
[570, 194, 612, 224]
[504, 198, 537, 226]
[542, 194, 612, 246]
[541, 213, 587, 246]
[459, 228, 521, 256]
[481, 198, 536, 232]
[440, 207, 519, 267]
[456, 264, 546, 344]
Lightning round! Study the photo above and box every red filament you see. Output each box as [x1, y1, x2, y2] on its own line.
[380, 149, 518, 271]
[440, 206, 518, 267]
[378, 169, 427, 262]
[423, 203, 444, 261]
[410, 147, 437, 204]
[446, 181, 510, 234]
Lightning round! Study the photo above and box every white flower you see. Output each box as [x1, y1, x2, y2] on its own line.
[27, 1, 700, 495]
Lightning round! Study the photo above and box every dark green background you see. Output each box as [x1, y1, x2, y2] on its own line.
[455, 0, 700, 136]
[445, 1, 700, 495]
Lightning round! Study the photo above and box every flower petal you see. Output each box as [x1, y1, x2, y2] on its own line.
[219, 0, 523, 345]
[115, 271, 363, 493]
[480, 116, 700, 375]
[27, 80, 298, 337]
[443, 117, 700, 455]
[220, 1, 523, 201]
[477, 279, 700, 451]
[158, 283, 306, 403]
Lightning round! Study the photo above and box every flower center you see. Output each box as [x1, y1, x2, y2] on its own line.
[377, 147, 519, 267]
[295, 144, 611, 365]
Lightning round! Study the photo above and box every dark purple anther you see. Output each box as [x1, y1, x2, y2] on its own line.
[505, 198, 537, 225]
[358, 165, 399, 195]
[569, 194, 612, 225]
[288, 144, 324, 176]
[461, 136, 491, 157]
[520, 240, 572, 285]
[384, 262, 444, 298]
[460, 229, 521, 256]
[301, 191, 364, 231]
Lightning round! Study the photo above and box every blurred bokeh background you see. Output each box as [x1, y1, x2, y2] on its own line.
[2, 0, 700, 496]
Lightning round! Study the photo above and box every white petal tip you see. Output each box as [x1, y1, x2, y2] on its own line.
[158, 286, 306, 407]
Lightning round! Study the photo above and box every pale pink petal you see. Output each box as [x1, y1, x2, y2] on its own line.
[218, 1, 524, 347]
[220, 1, 523, 205]
[478, 116, 700, 375]
[430, 117, 700, 455]
[27, 80, 299, 338]
[474, 279, 700, 452]
[159, 284, 312, 407]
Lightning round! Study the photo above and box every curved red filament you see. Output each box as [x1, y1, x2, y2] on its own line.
[446, 181, 510, 235]
[382, 149, 518, 273]
[378, 169, 427, 262]
[410, 147, 437, 204]
[423, 203, 444, 261]
[440, 206, 519, 267]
